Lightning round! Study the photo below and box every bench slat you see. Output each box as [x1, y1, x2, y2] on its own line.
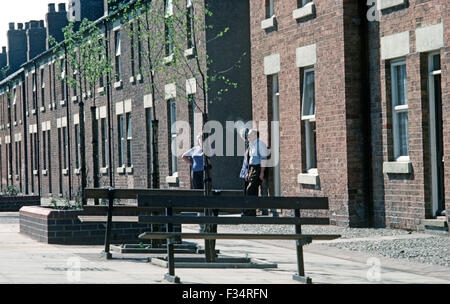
[139, 232, 341, 241]
[85, 188, 243, 200]
[137, 195, 328, 210]
[78, 216, 138, 223]
[138, 215, 330, 225]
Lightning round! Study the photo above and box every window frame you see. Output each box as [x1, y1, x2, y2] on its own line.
[390, 59, 409, 161]
[301, 67, 317, 174]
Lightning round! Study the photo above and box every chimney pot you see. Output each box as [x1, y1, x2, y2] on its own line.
[58, 3, 66, 12]
[18, 23, 23, 30]
[9, 23, 15, 30]
[48, 3, 56, 12]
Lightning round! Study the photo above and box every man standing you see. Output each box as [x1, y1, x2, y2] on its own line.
[182, 134, 204, 189]
[243, 129, 269, 216]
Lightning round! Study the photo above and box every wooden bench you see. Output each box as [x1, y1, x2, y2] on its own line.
[80, 188, 243, 258]
[136, 194, 341, 284]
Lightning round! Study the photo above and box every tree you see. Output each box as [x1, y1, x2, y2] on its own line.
[108, 0, 246, 262]
[50, 19, 112, 204]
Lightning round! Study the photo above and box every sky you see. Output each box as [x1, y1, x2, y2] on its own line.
[0, 0, 63, 48]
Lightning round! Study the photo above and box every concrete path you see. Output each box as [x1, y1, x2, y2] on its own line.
[0, 212, 448, 284]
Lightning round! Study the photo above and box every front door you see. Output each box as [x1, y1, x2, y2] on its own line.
[428, 53, 445, 217]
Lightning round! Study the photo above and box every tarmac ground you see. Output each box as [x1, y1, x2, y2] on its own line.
[0, 212, 448, 284]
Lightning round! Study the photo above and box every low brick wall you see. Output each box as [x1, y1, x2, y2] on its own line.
[0, 196, 41, 211]
[19, 206, 158, 245]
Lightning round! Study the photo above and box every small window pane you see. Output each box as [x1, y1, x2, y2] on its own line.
[397, 111, 409, 157]
[432, 54, 441, 71]
[395, 64, 407, 106]
[302, 70, 315, 117]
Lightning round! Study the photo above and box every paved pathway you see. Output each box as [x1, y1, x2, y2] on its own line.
[0, 212, 448, 284]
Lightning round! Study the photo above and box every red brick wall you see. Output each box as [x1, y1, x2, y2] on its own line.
[249, 0, 368, 227]
[369, 0, 449, 229]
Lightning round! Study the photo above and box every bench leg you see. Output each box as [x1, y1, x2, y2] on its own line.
[165, 207, 179, 283]
[102, 188, 115, 260]
[292, 274, 312, 284]
[293, 209, 311, 283]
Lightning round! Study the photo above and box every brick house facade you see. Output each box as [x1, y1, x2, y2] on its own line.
[0, 0, 252, 199]
[249, 0, 448, 229]
[0, 0, 448, 231]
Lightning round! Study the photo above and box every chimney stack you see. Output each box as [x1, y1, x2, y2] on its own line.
[7, 22, 27, 74]
[27, 20, 47, 61]
[46, 2, 69, 49]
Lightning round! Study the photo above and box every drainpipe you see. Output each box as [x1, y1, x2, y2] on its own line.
[64, 46, 73, 201]
[21, 71, 29, 194]
[358, 2, 374, 227]
[32, 62, 41, 197]
[104, 19, 114, 188]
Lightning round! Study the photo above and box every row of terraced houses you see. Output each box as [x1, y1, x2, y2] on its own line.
[0, 0, 448, 231]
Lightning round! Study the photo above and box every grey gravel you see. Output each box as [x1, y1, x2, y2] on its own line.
[215, 223, 449, 268]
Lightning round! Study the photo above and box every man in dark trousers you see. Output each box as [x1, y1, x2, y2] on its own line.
[243, 129, 269, 216]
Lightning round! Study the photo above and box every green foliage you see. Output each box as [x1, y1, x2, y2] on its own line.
[1, 185, 20, 196]
[49, 19, 113, 100]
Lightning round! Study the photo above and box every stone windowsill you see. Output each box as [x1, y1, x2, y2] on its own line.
[261, 15, 276, 30]
[297, 172, 320, 186]
[377, 0, 407, 11]
[60, 100, 66, 106]
[114, 80, 123, 89]
[71, 96, 78, 102]
[126, 166, 134, 174]
[74, 168, 81, 175]
[40, 106, 45, 113]
[33, 170, 38, 176]
[166, 174, 179, 184]
[116, 166, 126, 174]
[15, 175, 19, 181]
[8, 175, 12, 180]
[383, 161, 412, 174]
[31, 109, 36, 115]
[164, 54, 174, 64]
[136, 74, 142, 82]
[293, 2, 315, 20]
[42, 170, 48, 176]
[26, 111, 29, 116]
[129, 76, 136, 84]
[62, 169, 69, 176]
[184, 48, 195, 57]
[100, 167, 108, 175]
[98, 87, 105, 94]
[13, 121, 17, 126]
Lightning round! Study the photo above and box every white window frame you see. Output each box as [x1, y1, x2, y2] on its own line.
[74, 123, 81, 170]
[165, 0, 173, 17]
[126, 113, 133, 167]
[390, 59, 409, 161]
[114, 30, 122, 81]
[299, 0, 312, 8]
[101, 118, 108, 168]
[169, 99, 178, 176]
[301, 67, 317, 174]
[118, 114, 125, 167]
[266, 0, 274, 18]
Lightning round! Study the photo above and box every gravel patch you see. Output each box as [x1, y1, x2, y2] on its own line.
[327, 237, 449, 268]
[214, 224, 449, 268]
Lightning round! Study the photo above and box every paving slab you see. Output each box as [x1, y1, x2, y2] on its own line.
[0, 212, 448, 284]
